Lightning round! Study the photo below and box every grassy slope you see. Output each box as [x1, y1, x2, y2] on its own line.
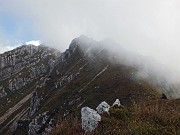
[33, 46, 179, 135]
[48, 99, 180, 135]
[35, 46, 161, 115]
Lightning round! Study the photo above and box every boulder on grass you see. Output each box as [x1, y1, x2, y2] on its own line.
[96, 101, 110, 114]
[81, 107, 101, 132]
[113, 99, 121, 107]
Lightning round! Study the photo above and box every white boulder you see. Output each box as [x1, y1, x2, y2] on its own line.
[113, 99, 121, 107]
[96, 101, 110, 114]
[81, 107, 101, 132]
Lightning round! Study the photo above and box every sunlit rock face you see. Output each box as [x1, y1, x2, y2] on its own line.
[81, 107, 101, 132]
[0, 45, 38, 69]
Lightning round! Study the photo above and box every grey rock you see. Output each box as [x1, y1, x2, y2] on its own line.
[29, 92, 40, 117]
[96, 101, 110, 114]
[81, 107, 101, 132]
[113, 99, 121, 107]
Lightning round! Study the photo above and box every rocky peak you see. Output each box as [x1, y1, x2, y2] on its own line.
[69, 35, 98, 53]
[0, 44, 39, 69]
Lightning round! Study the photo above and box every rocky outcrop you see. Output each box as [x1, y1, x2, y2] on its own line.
[81, 99, 121, 132]
[0, 86, 7, 98]
[53, 71, 80, 89]
[113, 99, 121, 107]
[81, 107, 101, 132]
[0, 45, 38, 69]
[0, 44, 60, 134]
[28, 111, 54, 135]
[96, 101, 110, 114]
[29, 92, 41, 117]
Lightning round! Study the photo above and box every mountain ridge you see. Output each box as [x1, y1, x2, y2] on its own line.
[0, 36, 179, 134]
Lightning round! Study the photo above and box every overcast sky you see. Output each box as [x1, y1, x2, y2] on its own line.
[0, 0, 180, 72]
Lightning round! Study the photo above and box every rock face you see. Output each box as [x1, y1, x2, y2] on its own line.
[96, 101, 110, 114]
[0, 45, 38, 70]
[28, 111, 54, 135]
[113, 99, 121, 107]
[0, 86, 7, 98]
[0, 44, 60, 134]
[81, 107, 101, 132]
[29, 92, 41, 117]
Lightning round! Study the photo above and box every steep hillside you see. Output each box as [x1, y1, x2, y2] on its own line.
[0, 36, 179, 135]
[0, 45, 59, 134]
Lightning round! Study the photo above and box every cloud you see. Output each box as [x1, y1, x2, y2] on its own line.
[0, 26, 16, 53]
[0, 45, 17, 54]
[25, 40, 41, 46]
[0, 42, 21, 54]
[0, 0, 180, 73]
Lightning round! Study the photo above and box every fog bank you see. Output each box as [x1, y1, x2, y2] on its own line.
[1, 0, 180, 97]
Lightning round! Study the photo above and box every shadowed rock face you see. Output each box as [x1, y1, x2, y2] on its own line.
[29, 92, 41, 117]
[28, 111, 55, 135]
[1, 36, 178, 134]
